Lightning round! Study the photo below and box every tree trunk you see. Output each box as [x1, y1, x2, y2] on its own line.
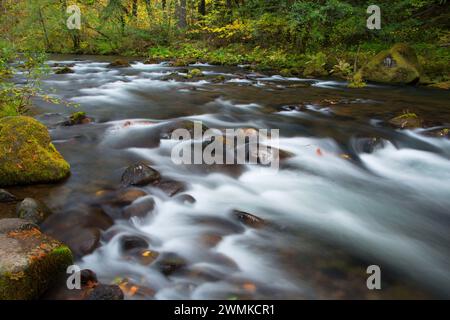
[178, 0, 187, 29]
[37, 6, 50, 50]
[132, 0, 138, 17]
[198, 0, 206, 16]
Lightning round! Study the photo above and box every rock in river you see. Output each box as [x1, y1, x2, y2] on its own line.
[54, 66, 75, 74]
[108, 59, 131, 68]
[0, 218, 73, 299]
[17, 198, 53, 225]
[121, 162, 160, 187]
[389, 112, 423, 129]
[232, 210, 266, 229]
[86, 284, 124, 300]
[0, 116, 70, 186]
[0, 189, 17, 203]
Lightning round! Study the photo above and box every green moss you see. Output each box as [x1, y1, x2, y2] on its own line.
[69, 111, 87, 124]
[0, 116, 70, 186]
[396, 112, 418, 119]
[357, 43, 421, 84]
[0, 243, 73, 300]
[389, 111, 423, 129]
[186, 68, 203, 79]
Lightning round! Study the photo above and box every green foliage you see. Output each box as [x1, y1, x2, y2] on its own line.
[0, 47, 50, 117]
[331, 59, 353, 78]
[0, 0, 448, 82]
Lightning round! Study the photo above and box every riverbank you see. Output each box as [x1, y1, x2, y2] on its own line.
[43, 40, 450, 88]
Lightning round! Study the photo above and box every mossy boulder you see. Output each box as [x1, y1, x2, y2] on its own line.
[0, 218, 73, 299]
[357, 43, 421, 84]
[186, 68, 203, 79]
[0, 116, 70, 186]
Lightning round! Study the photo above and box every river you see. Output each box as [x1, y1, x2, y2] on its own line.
[11, 55, 450, 299]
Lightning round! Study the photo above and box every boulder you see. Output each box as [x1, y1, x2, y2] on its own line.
[54, 67, 74, 74]
[186, 68, 203, 79]
[108, 59, 131, 68]
[17, 198, 53, 225]
[121, 162, 160, 187]
[357, 43, 421, 84]
[0, 116, 70, 186]
[60, 227, 101, 258]
[0, 218, 73, 299]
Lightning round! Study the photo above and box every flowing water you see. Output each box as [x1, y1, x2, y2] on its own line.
[12, 55, 450, 299]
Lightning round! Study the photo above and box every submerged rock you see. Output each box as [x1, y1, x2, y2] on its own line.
[160, 120, 209, 139]
[58, 227, 101, 258]
[357, 43, 421, 84]
[173, 194, 196, 205]
[108, 59, 131, 68]
[0, 189, 17, 203]
[157, 180, 186, 197]
[389, 112, 423, 129]
[114, 188, 148, 206]
[0, 218, 73, 299]
[120, 235, 149, 252]
[17, 198, 53, 225]
[121, 162, 160, 187]
[0, 116, 71, 186]
[155, 252, 187, 276]
[123, 196, 155, 219]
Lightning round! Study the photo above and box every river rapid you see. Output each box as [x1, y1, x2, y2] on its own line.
[10, 55, 450, 299]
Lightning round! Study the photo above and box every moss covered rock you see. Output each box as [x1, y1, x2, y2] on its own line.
[186, 68, 203, 79]
[357, 44, 422, 84]
[0, 218, 73, 299]
[389, 112, 423, 129]
[0, 116, 70, 186]
[65, 111, 92, 126]
[54, 67, 74, 75]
